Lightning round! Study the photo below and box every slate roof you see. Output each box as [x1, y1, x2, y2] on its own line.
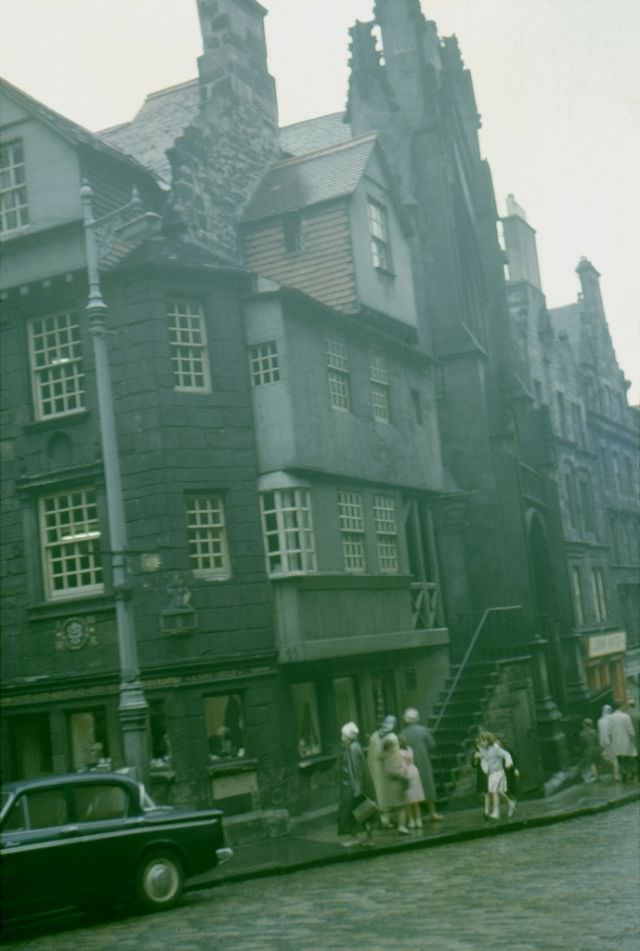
[279, 112, 352, 156]
[242, 134, 378, 223]
[100, 79, 201, 183]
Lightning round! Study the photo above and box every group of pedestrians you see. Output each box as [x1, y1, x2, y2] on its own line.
[337, 709, 441, 847]
[581, 700, 640, 783]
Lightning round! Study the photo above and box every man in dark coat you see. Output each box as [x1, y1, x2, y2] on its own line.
[337, 722, 376, 846]
[400, 708, 443, 821]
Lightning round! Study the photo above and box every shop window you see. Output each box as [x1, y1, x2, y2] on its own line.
[68, 708, 109, 771]
[205, 694, 245, 760]
[333, 677, 359, 732]
[150, 701, 171, 764]
[8, 714, 52, 780]
[291, 683, 322, 758]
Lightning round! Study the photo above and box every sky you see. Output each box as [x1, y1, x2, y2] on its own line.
[2, 0, 638, 399]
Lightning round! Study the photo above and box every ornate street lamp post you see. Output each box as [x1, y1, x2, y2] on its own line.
[81, 182, 149, 782]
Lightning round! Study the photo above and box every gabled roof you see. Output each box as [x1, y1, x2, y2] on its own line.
[279, 112, 352, 156]
[100, 79, 201, 182]
[0, 76, 152, 178]
[241, 134, 378, 223]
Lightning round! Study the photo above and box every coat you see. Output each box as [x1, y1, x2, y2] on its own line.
[607, 710, 637, 757]
[401, 722, 437, 801]
[366, 730, 385, 805]
[337, 739, 375, 835]
[379, 736, 407, 810]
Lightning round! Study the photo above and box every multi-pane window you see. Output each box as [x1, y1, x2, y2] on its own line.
[571, 566, 585, 627]
[0, 140, 29, 233]
[29, 313, 85, 419]
[186, 495, 230, 578]
[367, 197, 392, 271]
[370, 354, 390, 423]
[249, 341, 280, 386]
[338, 490, 366, 573]
[374, 494, 399, 573]
[167, 300, 210, 391]
[591, 567, 607, 622]
[326, 334, 350, 411]
[261, 488, 316, 575]
[40, 488, 103, 598]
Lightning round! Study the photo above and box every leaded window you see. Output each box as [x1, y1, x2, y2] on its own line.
[260, 489, 316, 575]
[326, 334, 350, 411]
[186, 495, 231, 578]
[40, 488, 103, 598]
[373, 494, 399, 573]
[367, 197, 392, 271]
[338, 490, 366, 572]
[167, 300, 211, 391]
[249, 341, 280, 386]
[29, 312, 85, 419]
[370, 354, 390, 423]
[0, 140, 29, 233]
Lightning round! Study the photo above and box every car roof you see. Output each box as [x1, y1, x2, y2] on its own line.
[2, 773, 140, 796]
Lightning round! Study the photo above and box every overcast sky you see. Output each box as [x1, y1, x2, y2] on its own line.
[2, 0, 638, 399]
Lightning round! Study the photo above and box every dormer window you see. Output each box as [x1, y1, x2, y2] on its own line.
[1, 140, 29, 234]
[367, 197, 392, 272]
[283, 213, 302, 253]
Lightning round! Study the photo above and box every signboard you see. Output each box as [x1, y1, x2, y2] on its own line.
[588, 630, 627, 659]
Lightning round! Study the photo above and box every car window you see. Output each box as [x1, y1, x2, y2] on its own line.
[25, 789, 70, 830]
[72, 784, 129, 822]
[3, 796, 26, 832]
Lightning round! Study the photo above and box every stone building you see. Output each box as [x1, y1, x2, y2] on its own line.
[2, 0, 638, 818]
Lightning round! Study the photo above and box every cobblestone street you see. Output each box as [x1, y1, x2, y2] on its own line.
[4, 801, 638, 951]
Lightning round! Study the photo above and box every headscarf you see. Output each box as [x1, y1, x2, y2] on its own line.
[341, 721, 359, 741]
[403, 708, 419, 724]
[379, 715, 397, 738]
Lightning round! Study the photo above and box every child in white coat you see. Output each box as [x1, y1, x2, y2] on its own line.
[477, 731, 516, 820]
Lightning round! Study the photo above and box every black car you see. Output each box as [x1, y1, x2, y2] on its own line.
[0, 772, 233, 922]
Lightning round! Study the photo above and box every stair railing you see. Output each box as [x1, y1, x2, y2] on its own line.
[432, 605, 522, 733]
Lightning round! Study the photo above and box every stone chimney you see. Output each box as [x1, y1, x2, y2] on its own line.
[502, 195, 543, 291]
[576, 257, 604, 315]
[164, 0, 280, 261]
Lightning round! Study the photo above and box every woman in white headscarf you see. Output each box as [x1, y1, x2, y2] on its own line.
[337, 722, 375, 846]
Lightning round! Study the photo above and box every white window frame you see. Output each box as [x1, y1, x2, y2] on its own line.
[260, 488, 316, 575]
[0, 139, 29, 234]
[370, 353, 390, 423]
[338, 490, 366, 573]
[571, 566, 585, 627]
[39, 488, 103, 600]
[186, 495, 231, 579]
[591, 567, 607, 623]
[167, 300, 211, 392]
[249, 341, 280, 386]
[326, 334, 350, 412]
[367, 197, 392, 272]
[28, 312, 85, 420]
[373, 494, 399, 573]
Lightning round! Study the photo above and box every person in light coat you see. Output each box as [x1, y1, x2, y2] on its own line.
[400, 708, 443, 822]
[607, 703, 637, 782]
[478, 731, 516, 820]
[597, 704, 617, 779]
[367, 715, 397, 827]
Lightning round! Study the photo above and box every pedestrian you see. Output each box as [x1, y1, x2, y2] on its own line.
[368, 715, 397, 828]
[477, 731, 516, 820]
[472, 734, 490, 820]
[380, 733, 410, 834]
[607, 702, 637, 783]
[495, 734, 520, 814]
[400, 708, 443, 822]
[627, 700, 640, 777]
[399, 735, 425, 830]
[579, 717, 600, 782]
[597, 704, 617, 779]
[337, 722, 375, 847]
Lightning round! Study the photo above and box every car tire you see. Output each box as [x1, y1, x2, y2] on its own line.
[137, 850, 184, 912]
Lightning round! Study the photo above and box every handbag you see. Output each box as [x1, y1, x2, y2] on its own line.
[352, 797, 378, 824]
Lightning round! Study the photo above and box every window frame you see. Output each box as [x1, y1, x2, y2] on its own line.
[249, 340, 280, 386]
[373, 494, 399, 574]
[591, 567, 607, 623]
[39, 487, 103, 600]
[326, 334, 351, 412]
[338, 490, 367, 573]
[28, 312, 85, 421]
[167, 299, 211, 393]
[370, 353, 390, 423]
[0, 139, 29, 234]
[260, 488, 317, 576]
[186, 493, 231, 580]
[367, 196, 392, 273]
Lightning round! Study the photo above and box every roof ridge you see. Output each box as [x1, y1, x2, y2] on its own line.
[280, 111, 346, 132]
[273, 131, 376, 169]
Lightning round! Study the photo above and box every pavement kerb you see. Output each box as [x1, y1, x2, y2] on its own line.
[190, 788, 640, 891]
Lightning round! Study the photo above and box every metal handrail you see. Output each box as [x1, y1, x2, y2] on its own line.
[432, 605, 522, 733]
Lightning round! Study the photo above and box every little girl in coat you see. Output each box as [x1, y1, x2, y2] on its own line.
[477, 731, 516, 820]
[399, 736, 425, 830]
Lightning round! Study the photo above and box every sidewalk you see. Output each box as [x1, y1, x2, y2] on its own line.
[192, 778, 640, 890]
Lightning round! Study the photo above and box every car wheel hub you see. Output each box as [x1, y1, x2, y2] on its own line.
[145, 861, 177, 902]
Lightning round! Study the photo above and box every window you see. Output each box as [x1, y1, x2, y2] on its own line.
[29, 312, 85, 419]
[40, 488, 103, 598]
[72, 784, 129, 822]
[370, 354, 390, 423]
[68, 709, 109, 771]
[0, 139, 29, 233]
[24, 789, 69, 830]
[261, 488, 316, 575]
[167, 300, 210, 391]
[591, 567, 607, 623]
[291, 683, 322, 758]
[283, 213, 302, 253]
[205, 694, 245, 760]
[564, 473, 578, 530]
[338, 490, 366, 573]
[579, 478, 594, 533]
[571, 566, 585, 627]
[367, 197, 392, 271]
[186, 495, 231, 578]
[249, 341, 280, 386]
[326, 334, 350, 411]
[374, 494, 399, 573]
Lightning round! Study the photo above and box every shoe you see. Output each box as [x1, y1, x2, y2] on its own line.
[489, 811, 500, 820]
[416, 820, 423, 830]
[397, 825, 410, 834]
[408, 819, 416, 829]
[341, 839, 357, 848]
[508, 801, 517, 818]
[430, 813, 444, 821]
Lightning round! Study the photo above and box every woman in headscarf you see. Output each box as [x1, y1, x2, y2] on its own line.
[597, 704, 618, 780]
[367, 714, 396, 828]
[380, 733, 410, 834]
[400, 708, 443, 822]
[337, 722, 375, 847]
